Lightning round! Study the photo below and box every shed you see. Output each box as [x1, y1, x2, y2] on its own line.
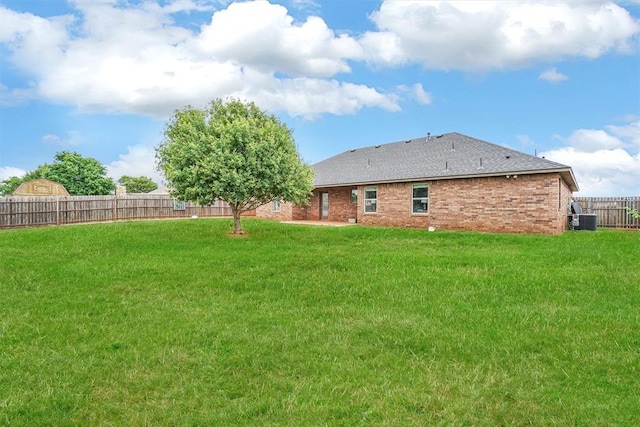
[12, 179, 70, 197]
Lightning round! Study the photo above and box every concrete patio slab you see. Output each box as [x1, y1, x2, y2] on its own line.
[281, 220, 356, 227]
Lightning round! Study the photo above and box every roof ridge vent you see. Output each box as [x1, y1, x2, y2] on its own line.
[375, 145, 381, 148]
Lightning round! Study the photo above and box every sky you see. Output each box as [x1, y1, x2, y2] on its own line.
[0, 0, 639, 196]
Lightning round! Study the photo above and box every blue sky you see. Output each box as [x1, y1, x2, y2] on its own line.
[1, 0, 639, 196]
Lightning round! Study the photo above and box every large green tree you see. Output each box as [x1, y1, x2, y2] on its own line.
[118, 175, 158, 193]
[0, 152, 114, 196]
[156, 98, 314, 234]
[45, 151, 115, 195]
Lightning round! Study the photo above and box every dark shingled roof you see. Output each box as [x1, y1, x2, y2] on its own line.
[312, 132, 578, 191]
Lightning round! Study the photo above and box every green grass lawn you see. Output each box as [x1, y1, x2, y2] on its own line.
[1, 219, 639, 426]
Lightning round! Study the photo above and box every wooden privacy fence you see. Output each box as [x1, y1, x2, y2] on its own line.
[0, 195, 236, 229]
[574, 196, 640, 229]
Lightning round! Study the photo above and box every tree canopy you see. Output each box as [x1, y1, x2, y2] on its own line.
[156, 98, 314, 234]
[46, 151, 115, 195]
[0, 176, 24, 196]
[0, 151, 115, 196]
[118, 175, 158, 193]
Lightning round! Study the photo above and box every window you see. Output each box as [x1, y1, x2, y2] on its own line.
[273, 199, 281, 212]
[412, 184, 429, 214]
[364, 186, 377, 213]
[351, 188, 358, 204]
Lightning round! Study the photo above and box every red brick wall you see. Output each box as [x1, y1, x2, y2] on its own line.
[302, 188, 357, 221]
[428, 173, 570, 234]
[255, 173, 573, 234]
[255, 200, 294, 221]
[306, 191, 319, 220]
[258, 188, 357, 221]
[352, 173, 571, 234]
[292, 204, 308, 220]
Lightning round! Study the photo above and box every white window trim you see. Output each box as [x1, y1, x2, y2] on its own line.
[411, 183, 429, 215]
[364, 186, 377, 214]
[273, 199, 281, 212]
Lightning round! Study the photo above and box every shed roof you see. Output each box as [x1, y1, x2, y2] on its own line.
[12, 179, 70, 196]
[312, 132, 578, 191]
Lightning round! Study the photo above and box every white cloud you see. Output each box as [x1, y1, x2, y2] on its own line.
[246, 77, 400, 120]
[541, 121, 640, 196]
[564, 128, 626, 152]
[157, 0, 216, 14]
[397, 83, 432, 105]
[1, 0, 638, 121]
[361, 0, 640, 70]
[0, 1, 396, 119]
[616, 113, 638, 123]
[106, 145, 164, 184]
[0, 166, 26, 181]
[290, 0, 321, 11]
[195, 1, 362, 77]
[539, 67, 568, 83]
[412, 83, 433, 105]
[0, 6, 72, 70]
[42, 131, 82, 147]
[0, 83, 36, 106]
[516, 134, 534, 147]
[607, 120, 640, 149]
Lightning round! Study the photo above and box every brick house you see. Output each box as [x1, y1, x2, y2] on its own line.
[256, 132, 579, 234]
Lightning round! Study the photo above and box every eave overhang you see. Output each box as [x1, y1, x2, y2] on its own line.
[314, 167, 579, 192]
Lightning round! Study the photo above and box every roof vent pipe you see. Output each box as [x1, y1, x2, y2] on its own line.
[427, 132, 431, 141]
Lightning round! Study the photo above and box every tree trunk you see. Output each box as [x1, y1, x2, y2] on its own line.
[232, 207, 243, 234]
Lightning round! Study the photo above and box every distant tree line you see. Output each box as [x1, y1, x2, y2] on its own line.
[116, 175, 158, 194]
[0, 151, 157, 196]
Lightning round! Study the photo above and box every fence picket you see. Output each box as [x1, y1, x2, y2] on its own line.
[574, 196, 640, 228]
[0, 195, 244, 229]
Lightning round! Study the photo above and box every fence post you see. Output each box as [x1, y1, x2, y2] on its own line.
[1, 194, 233, 229]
